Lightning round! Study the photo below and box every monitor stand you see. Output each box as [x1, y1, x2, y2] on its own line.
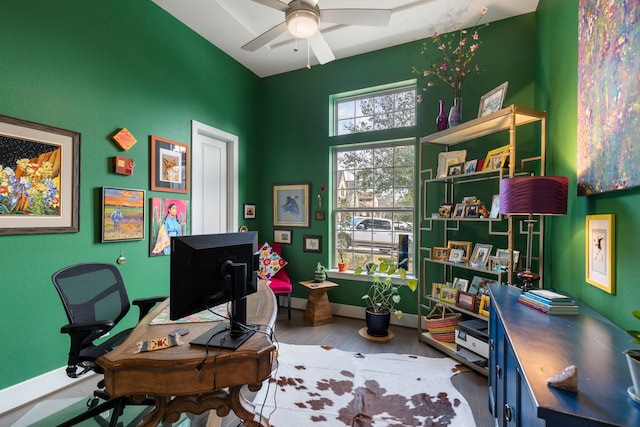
[189, 322, 257, 349]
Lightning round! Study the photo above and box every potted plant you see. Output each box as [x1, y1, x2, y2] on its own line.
[337, 232, 349, 272]
[355, 258, 418, 337]
[313, 262, 326, 283]
[625, 310, 640, 396]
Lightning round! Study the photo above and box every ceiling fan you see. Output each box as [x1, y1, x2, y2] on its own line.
[241, 0, 392, 65]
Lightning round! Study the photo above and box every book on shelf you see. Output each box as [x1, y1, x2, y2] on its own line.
[522, 291, 576, 306]
[526, 289, 573, 302]
[517, 295, 579, 315]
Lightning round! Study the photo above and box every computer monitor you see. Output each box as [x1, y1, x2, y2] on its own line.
[170, 231, 259, 349]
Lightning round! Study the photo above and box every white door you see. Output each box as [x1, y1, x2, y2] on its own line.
[191, 120, 238, 235]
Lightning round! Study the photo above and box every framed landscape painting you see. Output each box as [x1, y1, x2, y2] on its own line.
[101, 187, 146, 242]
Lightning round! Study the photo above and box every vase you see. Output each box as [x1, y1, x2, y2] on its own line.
[365, 308, 391, 337]
[314, 271, 326, 282]
[625, 349, 640, 396]
[436, 99, 448, 131]
[448, 97, 462, 127]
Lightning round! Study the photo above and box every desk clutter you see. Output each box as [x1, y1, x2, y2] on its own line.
[517, 289, 579, 315]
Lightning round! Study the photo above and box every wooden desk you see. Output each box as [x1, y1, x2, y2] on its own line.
[97, 282, 276, 427]
[299, 280, 339, 326]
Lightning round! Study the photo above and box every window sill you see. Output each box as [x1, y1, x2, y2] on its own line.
[326, 269, 417, 285]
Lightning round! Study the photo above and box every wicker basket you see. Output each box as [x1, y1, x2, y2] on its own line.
[424, 304, 462, 343]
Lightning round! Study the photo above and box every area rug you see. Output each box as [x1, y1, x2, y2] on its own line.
[253, 343, 476, 427]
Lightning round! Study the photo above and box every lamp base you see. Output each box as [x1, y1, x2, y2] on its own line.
[517, 270, 540, 292]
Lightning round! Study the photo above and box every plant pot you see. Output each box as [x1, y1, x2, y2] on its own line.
[314, 271, 326, 282]
[624, 349, 640, 393]
[338, 263, 347, 272]
[365, 308, 391, 337]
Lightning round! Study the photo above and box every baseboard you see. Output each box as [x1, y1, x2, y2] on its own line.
[0, 367, 96, 415]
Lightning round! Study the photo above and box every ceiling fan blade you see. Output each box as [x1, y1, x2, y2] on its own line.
[249, 0, 289, 12]
[309, 32, 335, 65]
[320, 9, 392, 27]
[242, 21, 288, 51]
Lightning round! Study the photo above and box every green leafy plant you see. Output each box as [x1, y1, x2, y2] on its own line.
[315, 262, 326, 273]
[355, 258, 418, 319]
[627, 310, 640, 344]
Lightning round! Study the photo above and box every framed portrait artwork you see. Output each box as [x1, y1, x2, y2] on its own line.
[456, 291, 477, 312]
[447, 241, 472, 260]
[150, 198, 188, 256]
[479, 295, 491, 317]
[436, 150, 466, 178]
[464, 159, 478, 174]
[0, 114, 80, 235]
[585, 214, 615, 293]
[470, 243, 493, 267]
[303, 235, 322, 253]
[150, 135, 189, 194]
[273, 183, 310, 227]
[439, 285, 458, 304]
[453, 277, 469, 292]
[477, 81, 509, 117]
[447, 162, 463, 176]
[243, 203, 256, 219]
[482, 145, 509, 171]
[101, 187, 146, 242]
[432, 246, 450, 260]
[274, 229, 292, 244]
[449, 248, 465, 263]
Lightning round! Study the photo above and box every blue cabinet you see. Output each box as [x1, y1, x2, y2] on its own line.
[489, 283, 640, 427]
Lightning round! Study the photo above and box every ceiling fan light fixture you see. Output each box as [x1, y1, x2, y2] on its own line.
[286, 10, 319, 39]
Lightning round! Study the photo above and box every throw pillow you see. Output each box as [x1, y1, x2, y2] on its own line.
[258, 242, 287, 280]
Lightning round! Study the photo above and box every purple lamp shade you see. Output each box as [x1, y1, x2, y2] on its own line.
[499, 176, 569, 216]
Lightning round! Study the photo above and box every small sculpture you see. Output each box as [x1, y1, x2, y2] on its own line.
[547, 365, 578, 392]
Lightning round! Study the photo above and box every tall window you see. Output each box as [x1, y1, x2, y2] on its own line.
[333, 141, 415, 273]
[332, 83, 416, 136]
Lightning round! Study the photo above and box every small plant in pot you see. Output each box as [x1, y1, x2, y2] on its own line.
[313, 262, 327, 282]
[355, 258, 418, 337]
[336, 232, 349, 272]
[625, 310, 640, 398]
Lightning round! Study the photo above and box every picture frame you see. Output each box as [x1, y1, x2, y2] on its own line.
[585, 214, 615, 293]
[488, 153, 509, 170]
[478, 81, 509, 117]
[431, 282, 444, 298]
[496, 248, 520, 267]
[456, 291, 477, 312]
[303, 234, 322, 253]
[453, 277, 469, 292]
[452, 203, 466, 218]
[101, 187, 146, 242]
[482, 145, 510, 171]
[479, 294, 491, 317]
[315, 211, 326, 221]
[469, 276, 500, 296]
[488, 256, 503, 272]
[438, 202, 453, 218]
[449, 248, 464, 263]
[447, 241, 472, 260]
[464, 204, 480, 218]
[273, 183, 310, 228]
[0, 114, 80, 235]
[447, 162, 464, 176]
[464, 159, 478, 174]
[439, 285, 458, 304]
[243, 203, 256, 219]
[150, 135, 189, 194]
[274, 229, 292, 244]
[437, 150, 467, 178]
[432, 246, 450, 260]
[489, 194, 500, 219]
[150, 198, 188, 256]
[470, 243, 493, 267]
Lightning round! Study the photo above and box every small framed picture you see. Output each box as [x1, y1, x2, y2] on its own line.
[453, 277, 469, 292]
[482, 145, 509, 171]
[314, 211, 326, 221]
[470, 243, 493, 267]
[439, 203, 453, 218]
[462, 196, 477, 205]
[495, 248, 520, 267]
[488, 256, 505, 272]
[437, 150, 467, 178]
[447, 241, 472, 260]
[432, 246, 450, 260]
[456, 291, 477, 312]
[489, 194, 500, 219]
[431, 282, 444, 298]
[585, 214, 615, 293]
[464, 204, 480, 218]
[449, 248, 464, 263]
[439, 285, 458, 304]
[452, 203, 466, 218]
[489, 153, 509, 170]
[243, 203, 256, 219]
[150, 135, 189, 194]
[479, 294, 491, 317]
[464, 159, 478, 174]
[303, 235, 322, 253]
[274, 229, 292, 244]
[447, 162, 463, 176]
[478, 81, 508, 117]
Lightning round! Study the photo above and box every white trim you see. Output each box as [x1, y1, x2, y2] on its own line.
[0, 368, 96, 415]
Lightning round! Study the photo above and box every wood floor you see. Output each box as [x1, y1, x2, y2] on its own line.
[2, 308, 493, 426]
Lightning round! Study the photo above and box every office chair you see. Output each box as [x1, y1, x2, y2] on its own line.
[52, 262, 167, 427]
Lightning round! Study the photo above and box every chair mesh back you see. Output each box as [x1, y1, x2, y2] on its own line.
[52, 263, 131, 346]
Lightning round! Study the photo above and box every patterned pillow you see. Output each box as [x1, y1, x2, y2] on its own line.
[258, 242, 288, 280]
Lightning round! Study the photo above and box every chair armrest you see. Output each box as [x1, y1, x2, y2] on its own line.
[132, 296, 168, 320]
[60, 320, 115, 335]
[60, 320, 115, 378]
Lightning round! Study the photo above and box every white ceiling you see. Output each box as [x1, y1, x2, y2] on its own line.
[151, 0, 539, 78]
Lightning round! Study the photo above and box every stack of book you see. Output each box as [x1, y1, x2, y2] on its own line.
[517, 289, 579, 315]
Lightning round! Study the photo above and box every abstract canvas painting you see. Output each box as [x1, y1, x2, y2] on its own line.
[577, 0, 640, 195]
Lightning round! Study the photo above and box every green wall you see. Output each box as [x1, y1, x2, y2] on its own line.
[535, 0, 640, 330]
[0, 0, 261, 388]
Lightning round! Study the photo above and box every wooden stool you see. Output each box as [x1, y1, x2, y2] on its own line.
[299, 280, 339, 326]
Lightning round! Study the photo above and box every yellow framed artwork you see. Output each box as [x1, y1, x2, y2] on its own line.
[482, 145, 510, 171]
[585, 214, 615, 294]
[479, 294, 491, 317]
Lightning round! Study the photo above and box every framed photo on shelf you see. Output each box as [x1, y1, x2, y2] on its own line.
[479, 294, 491, 317]
[452, 203, 466, 218]
[489, 194, 500, 218]
[496, 248, 520, 267]
[464, 204, 480, 218]
[273, 183, 310, 227]
[0, 114, 80, 235]
[101, 187, 145, 242]
[447, 241, 472, 260]
[448, 248, 464, 263]
[432, 246, 450, 260]
[453, 277, 469, 292]
[243, 203, 256, 219]
[585, 214, 615, 294]
[150, 135, 189, 194]
[464, 159, 478, 174]
[456, 291, 477, 312]
[447, 162, 464, 176]
[437, 150, 466, 178]
[477, 81, 509, 117]
[431, 282, 444, 298]
[438, 203, 453, 218]
[482, 145, 509, 171]
[439, 285, 458, 304]
[303, 234, 322, 253]
[470, 243, 493, 267]
[273, 229, 292, 244]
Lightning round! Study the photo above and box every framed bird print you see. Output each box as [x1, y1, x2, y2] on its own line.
[150, 135, 189, 194]
[585, 214, 615, 294]
[273, 183, 310, 228]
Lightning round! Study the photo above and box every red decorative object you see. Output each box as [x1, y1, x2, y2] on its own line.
[113, 156, 134, 175]
[112, 128, 137, 151]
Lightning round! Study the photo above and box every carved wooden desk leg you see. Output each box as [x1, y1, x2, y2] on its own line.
[228, 384, 270, 427]
[140, 396, 167, 427]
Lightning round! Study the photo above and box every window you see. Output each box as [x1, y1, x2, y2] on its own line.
[332, 83, 416, 136]
[333, 141, 415, 273]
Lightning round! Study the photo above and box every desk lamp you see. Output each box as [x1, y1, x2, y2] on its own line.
[499, 176, 568, 291]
